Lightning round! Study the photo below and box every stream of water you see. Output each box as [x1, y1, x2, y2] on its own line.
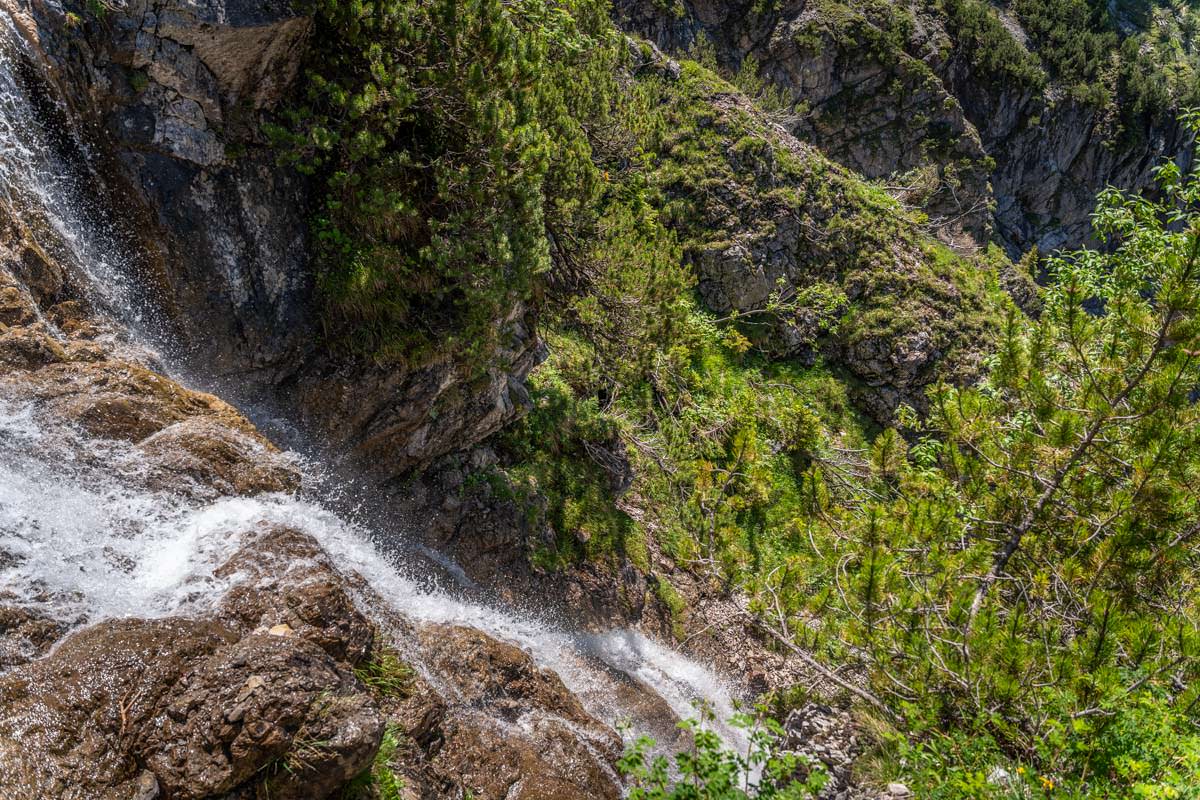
[0, 6, 748, 765]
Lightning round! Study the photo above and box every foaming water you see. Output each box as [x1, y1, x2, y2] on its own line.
[0, 401, 249, 623]
[0, 395, 744, 745]
[0, 3, 748, 759]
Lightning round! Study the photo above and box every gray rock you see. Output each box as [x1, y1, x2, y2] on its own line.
[613, 0, 1194, 255]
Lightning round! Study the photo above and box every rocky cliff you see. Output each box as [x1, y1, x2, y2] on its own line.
[613, 0, 1194, 254]
[10, 0, 540, 482]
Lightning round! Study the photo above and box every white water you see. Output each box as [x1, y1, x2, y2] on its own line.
[0, 5, 745, 760]
[0, 12, 153, 333]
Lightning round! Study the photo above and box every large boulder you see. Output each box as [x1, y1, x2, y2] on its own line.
[141, 633, 383, 800]
[0, 618, 383, 800]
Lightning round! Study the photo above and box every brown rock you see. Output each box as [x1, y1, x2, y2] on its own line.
[0, 323, 67, 370]
[0, 615, 383, 800]
[138, 417, 301, 497]
[0, 618, 238, 800]
[11, 237, 66, 305]
[46, 299, 109, 339]
[418, 624, 623, 800]
[214, 527, 373, 665]
[4, 360, 261, 443]
[435, 714, 621, 800]
[0, 603, 68, 668]
[0, 283, 36, 327]
[141, 634, 383, 800]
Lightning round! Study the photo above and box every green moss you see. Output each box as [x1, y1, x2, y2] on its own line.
[128, 69, 149, 94]
[653, 577, 688, 640]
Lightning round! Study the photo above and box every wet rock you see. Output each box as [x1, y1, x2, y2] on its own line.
[418, 624, 623, 800]
[0, 282, 38, 327]
[0, 603, 67, 667]
[418, 624, 607, 728]
[214, 527, 373, 665]
[5, 359, 259, 443]
[0, 615, 382, 800]
[141, 634, 383, 800]
[138, 417, 300, 497]
[0, 322, 68, 370]
[434, 714, 621, 800]
[46, 299, 110, 339]
[10, 234, 66, 305]
[0, 618, 239, 799]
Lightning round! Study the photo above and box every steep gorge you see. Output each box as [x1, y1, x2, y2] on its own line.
[0, 0, 1197, 797]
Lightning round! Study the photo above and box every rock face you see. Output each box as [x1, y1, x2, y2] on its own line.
[613, 0, 1194, 254]
[7, 0, 539, 479]
[397, 447, 676, 637]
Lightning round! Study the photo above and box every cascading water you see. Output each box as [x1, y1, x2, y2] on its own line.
[0, 11, 157, 336]
[0, 4, 748, 770]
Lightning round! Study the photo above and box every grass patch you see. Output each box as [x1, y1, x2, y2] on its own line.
[354, 647, 414, 699]
[341, 724, 405, 800]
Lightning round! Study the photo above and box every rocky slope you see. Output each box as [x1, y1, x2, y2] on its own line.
[0, 183, 631, 798]
[613, 0, 1194, 254]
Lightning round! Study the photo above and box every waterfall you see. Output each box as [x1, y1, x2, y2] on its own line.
[0, 11, 158, 336]
[0, 4, 748, 767]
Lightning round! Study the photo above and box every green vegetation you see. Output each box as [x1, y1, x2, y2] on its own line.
[272, 0, 1200, 790]
[869, 691, 1200, 798]
[1004, 0, 1198, 122]
[268, 0, 624, 365]
[619, 709, 828, 798]
[501, 56, 1004, 591]
[786, 112, 1200, 797]
[938, 0, 1046, 89]
[342, 724, 405, 800]
[354, 646, 415, 698]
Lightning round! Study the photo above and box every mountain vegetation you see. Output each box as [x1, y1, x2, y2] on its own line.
[267, 0, 1200, 795]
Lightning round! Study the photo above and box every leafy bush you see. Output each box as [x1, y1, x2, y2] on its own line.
[619, 710, 828, 799]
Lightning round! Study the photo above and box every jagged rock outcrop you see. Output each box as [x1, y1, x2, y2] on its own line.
[5, 0, 539, 479]
[613, 0, 1194, 255]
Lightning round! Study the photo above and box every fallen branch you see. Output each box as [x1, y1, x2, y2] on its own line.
[741, 612, 895, 720]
